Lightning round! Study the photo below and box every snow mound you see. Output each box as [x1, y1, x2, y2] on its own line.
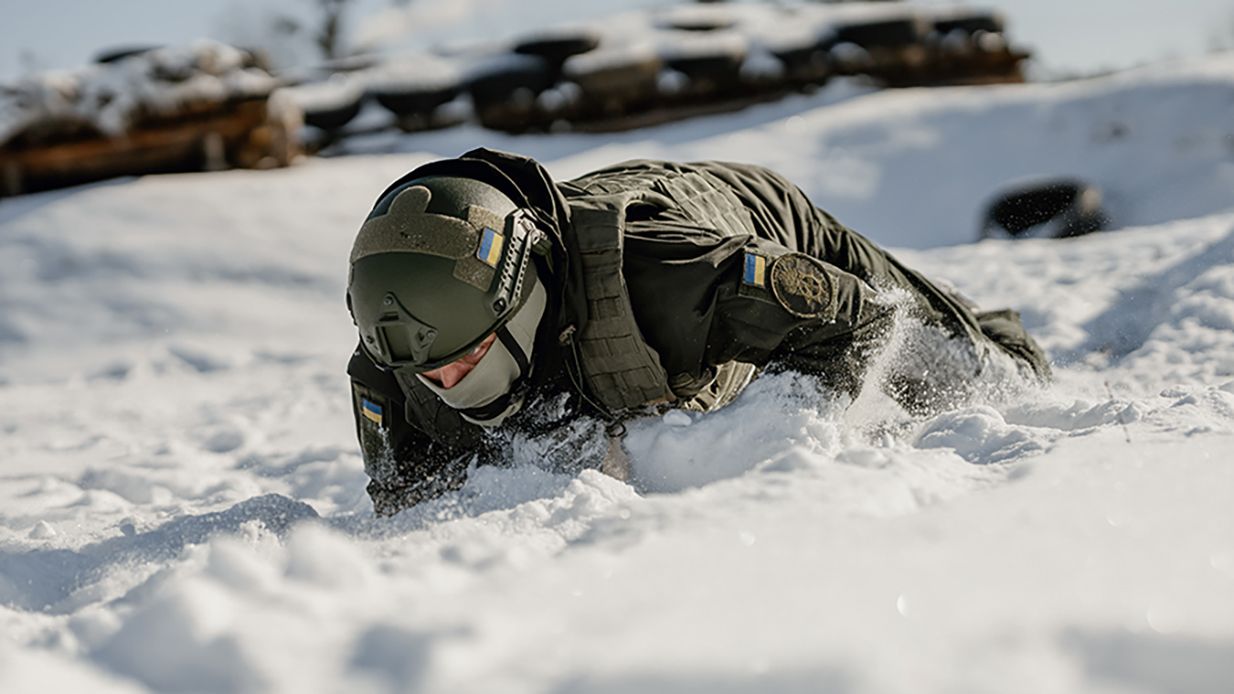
[2, 54, 1234, 693]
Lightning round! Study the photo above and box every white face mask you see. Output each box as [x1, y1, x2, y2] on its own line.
[416, 272, 547, 427]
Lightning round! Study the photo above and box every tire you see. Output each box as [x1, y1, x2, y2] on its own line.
[370, 86, 461, 119]
[660, 17, 736, 33]
[981, 179, 1108, 240]
[655, 4, 737, 33]
[932, 13, 1004, 37]
[466, 54, 556, 131]
[830, 18, 922, 50]
[94, 45, 160, 64]
[467, 54, 556, 106]
[771, 35, 831, 85]
[363, 60, 466, 119]
[563, 49, 663, 116]
[662, 52, 746, 82]
[303, 99, 362, 131]
[284, 81, 365, 131]
[513, 31, 600, 66]
[659, 33, 747, 84]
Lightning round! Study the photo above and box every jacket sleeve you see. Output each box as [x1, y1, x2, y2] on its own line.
[622, 219, 892, 402]
[347, 345, 481, 515]
[704, 235, 894, 399]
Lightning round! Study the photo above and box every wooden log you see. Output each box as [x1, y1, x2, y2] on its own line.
[0, 98, 298, 197]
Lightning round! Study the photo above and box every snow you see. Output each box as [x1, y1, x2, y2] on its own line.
[562, 43, 660, 78]
[656, 31, 749, 62]
[0, 41, 279, 146]
[358, 55, 466, 94]
[2, 50, 1234, 693]
[280, 78, 364, 115]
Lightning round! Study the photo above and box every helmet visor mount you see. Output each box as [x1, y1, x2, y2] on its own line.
[369, 292, 439, 368]
[351, 196, 545, 375]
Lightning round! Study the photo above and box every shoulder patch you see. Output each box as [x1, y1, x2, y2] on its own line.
[360, 397, 385, 427]
[770, 253, 836, 319]
[742, 252, 767, 288]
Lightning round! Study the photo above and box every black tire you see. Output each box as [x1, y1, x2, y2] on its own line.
[302, 98, 362, 132]
[563, 50, 663, 117]
[981, 179, 1108, 240]
[371, 86, 461, 119]
[771, 35, 831, 84]
[513, 32, 600, 66]
[655, 4, 737, 33]
[659, 33, 747, 85]
[286, 82, 366, 131]
[932, 13, 1004, 37]
[363, 60, 467, 119]
[660, 17, 735, 33]
[467, 54, 556, 107]
[94, 45, 160, 64]
[466, 54, 556, 131]
[564, 51, 662, 94]
[662, 52, 745, 81]
[830, 18, 922, 50]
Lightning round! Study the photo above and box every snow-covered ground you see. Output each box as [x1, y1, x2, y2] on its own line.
[2, 54, 1234, 693]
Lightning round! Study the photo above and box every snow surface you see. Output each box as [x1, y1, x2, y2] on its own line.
[2, 53, 1234, 693]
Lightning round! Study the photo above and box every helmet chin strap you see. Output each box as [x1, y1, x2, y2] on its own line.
[495, 325, 530, 376]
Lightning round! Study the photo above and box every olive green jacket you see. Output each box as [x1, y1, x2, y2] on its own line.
[348, 149, 1049, 514]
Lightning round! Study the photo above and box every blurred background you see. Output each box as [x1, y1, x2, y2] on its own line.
[3, 0, 1233, 204]
[3, 0, 1233, 81]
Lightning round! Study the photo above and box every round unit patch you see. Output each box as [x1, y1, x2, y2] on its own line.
[769, 253, 835, 319]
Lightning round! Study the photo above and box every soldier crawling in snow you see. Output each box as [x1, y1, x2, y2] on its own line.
[345, 148, 1050, 515]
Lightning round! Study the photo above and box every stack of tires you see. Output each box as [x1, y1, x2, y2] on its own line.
[280, 3, 1027, 138]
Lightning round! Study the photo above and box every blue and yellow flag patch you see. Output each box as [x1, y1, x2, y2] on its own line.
[360, 398, 384, 426]
[742, 252, 767, 288]
[476, 227, 505, 268]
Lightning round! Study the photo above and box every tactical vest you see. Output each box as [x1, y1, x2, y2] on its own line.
[561, 168, 759, 417]
[389, 168, 759, 426]
[563, 190, 675, 413]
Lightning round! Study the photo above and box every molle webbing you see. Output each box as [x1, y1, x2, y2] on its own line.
[569, 194, 675, 413]
[656, 171, 753, 240]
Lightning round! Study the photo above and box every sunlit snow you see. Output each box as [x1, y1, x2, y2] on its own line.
[2, 54, 1234, 693]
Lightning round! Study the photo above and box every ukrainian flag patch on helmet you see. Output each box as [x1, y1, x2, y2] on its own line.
[477, 227, 505, 268]
[742, 252, 767, 288]
[360, 398, 384, 426]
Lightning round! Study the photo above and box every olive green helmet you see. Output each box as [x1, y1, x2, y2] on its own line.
[347, 175, 544, 372]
